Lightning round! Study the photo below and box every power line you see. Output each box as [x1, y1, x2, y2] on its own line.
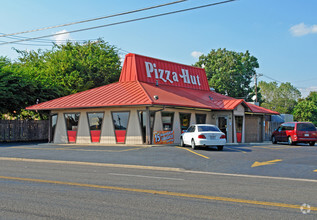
[260, 73, 283, 84]
[258, 73, 315, 96]
[3, 35, 97, 43]
[0, 0, 187, 38]
[0, 0, 236, 46]
[0, 32, 100, 44]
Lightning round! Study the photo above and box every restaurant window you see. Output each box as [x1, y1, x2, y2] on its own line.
[112, 112, 129, 143]
[180, 113, 191, 133]
[235, 116, 243, 143]
[64, 113, 80, 143]
[196, 114, 206, 124]
[162, 112, 174, 131]
[138, 111, 155, 143]
[88, 113, 104, 143]
[50, 114, 58, 143]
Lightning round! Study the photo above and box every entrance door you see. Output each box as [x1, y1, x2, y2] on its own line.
[218, 116, 228, 141]
[138, 111, 155, 144]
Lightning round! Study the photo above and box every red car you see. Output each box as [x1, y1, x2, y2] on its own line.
[272, 122, 317, 146]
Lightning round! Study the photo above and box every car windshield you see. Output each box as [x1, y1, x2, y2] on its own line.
[197, 126, 220, 132]
[297, 123, 316, 131]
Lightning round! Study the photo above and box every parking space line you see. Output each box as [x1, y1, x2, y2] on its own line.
[252, 145, 303, 150]
[0, 175, 316, 212]
[175, 147, 210, 159]
[225, 147, 248, 154]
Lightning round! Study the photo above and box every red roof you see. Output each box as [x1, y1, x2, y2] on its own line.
[26, 53, 279, 115]
[26, 81, 152, 110]
[245, 102, 279, 114]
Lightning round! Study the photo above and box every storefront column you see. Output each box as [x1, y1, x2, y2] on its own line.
[76, 112, 91, 144]
[233, 115, 237, 143]
[145, 107, 151, 144]
[48, 114, 52, 143]
[242, 115, 246, 143]
[54, 112, 68, 144]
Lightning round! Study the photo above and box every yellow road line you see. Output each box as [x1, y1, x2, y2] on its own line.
[9, 146, 145, 152]
[0, 175, 315, 212]
[175, 147, 209, 159]
[227, 148, 247, 154]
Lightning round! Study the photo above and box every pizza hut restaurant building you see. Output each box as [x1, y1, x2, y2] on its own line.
[26, 53, 278, 145]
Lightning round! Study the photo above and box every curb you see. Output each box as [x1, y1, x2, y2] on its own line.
[37, 142, 273, 147]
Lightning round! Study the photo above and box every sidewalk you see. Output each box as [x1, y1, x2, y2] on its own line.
[35, 141, 273, 148]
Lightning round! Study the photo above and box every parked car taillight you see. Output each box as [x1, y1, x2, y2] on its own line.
[198, 135, 206, 139]
[220, 135, 226, 139]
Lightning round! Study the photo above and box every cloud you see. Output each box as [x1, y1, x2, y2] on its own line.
[299, 86, 317, 98]
[119, 55, 125, 64]
[289, 23, 317, 37]
[191, 51, 203, 58]
[52, 30, 72, 44]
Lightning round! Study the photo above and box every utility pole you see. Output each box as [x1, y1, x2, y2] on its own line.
[254, 73, 263, 103]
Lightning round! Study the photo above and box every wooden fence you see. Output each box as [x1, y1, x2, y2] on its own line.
[0, 120, 49, 142]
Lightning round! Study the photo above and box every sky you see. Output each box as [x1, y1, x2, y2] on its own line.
[1, 0, 316, 97]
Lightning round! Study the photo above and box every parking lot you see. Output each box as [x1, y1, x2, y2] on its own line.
[0, 142, 316, 180]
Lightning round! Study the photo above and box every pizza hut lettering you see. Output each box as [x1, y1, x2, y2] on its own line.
[145, 61, 201, 86]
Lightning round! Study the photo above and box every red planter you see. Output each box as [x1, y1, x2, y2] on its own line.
[90, 130, 101, 143]
[67, 131, 77, 143]
[236, 132, 242, 143]
[115, 130, 126, 143]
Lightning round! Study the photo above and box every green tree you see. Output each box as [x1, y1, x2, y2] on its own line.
[0, 57, 55, 118]
[307, 91, 317, 103]
[1, 40, 121, 118]
[258, 81, 301, 114]
[293, 91, 317, 125]
[15, 39, 121, 96]
[194, 48, 259, 98]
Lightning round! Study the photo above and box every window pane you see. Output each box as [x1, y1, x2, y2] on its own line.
[162, 112, 174, 131]
[180, 113, 191, 132]
[297, 123, 316, 131]
[196, 114, 206, 124]
[112, 112, 129, 130]
[65, 113, 80, 131]
[235, 116, 243, 133]
[198, 125, 220, 132]
[88, 113, 104, 130]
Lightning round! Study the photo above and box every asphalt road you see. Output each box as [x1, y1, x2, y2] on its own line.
[0, 142, 316, 219]
[0, 142, 316, 179]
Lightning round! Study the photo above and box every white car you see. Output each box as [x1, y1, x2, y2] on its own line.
[180, 124, 226, 151]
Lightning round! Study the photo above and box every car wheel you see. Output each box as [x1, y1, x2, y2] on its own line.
[217, 146, 223, 151]
[309, 141, 315, 146]
[180, 138, 185, 147]
[272, 136, 277, 144]
[191, 139, 196, 150]
[288, 136, 295, 145]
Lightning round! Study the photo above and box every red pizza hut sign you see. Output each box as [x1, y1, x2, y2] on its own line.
[145, 61, 202, 86]
[120, 54, 210, 91]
